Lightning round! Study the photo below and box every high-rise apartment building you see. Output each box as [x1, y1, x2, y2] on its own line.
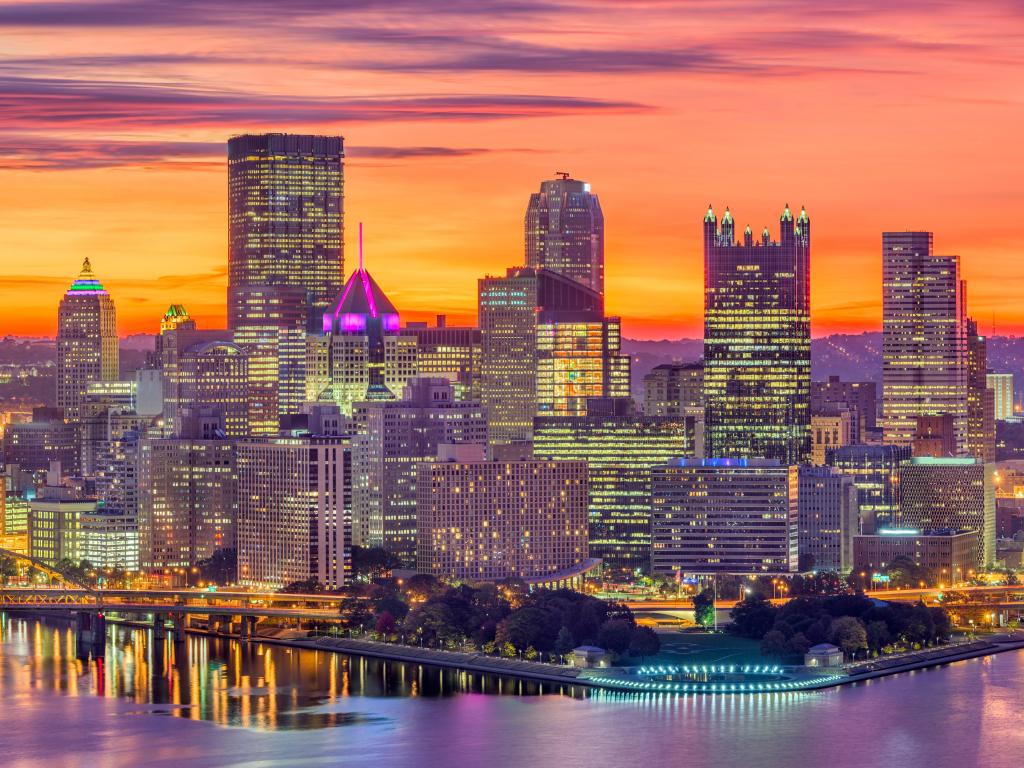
[882, 231, 967, 451]
[228, 134, 343, 432]
[703, 205, 811, 464]
[138, 438, 237, 569]
[642, 362, 703, 416]
[797, 466, 859, 572]
[416, 458, 590, 583]
[525, 175, 604, 294]
[237, 435, 350, 590]
[176, 341, 250, 438]
[826, 444, 911, 533]
[532, 398, 695, 579]
[479, 267, 629, 448]
[233, 285, 308, 435]
[966, 319, 996, 462]
[988, 372, 1015, 421]
[2, 407, 78, 474]
[651, 458, 799, 576]
[57, 258, 119, 421]
[351, 378, 487, 564]
[898, 457, 995, 566]
[307, 249, 418, 415]
[403, 317, 481, 400]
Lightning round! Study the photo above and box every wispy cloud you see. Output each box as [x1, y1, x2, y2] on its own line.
[0, 76, 647, 131]
[0, 135, 525, 170]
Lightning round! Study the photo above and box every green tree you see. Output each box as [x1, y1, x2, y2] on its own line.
[787, 632, 810, 656]
[495, 607, 548, 652]
[729, 596, 778, 639]
[403, 574, 444, 602]
[596, 619, 633, 655]
[197, 549, 237, 585]
[693, 589, 715, 629]
[760, 629, 789, 658]
[866, 620, 891, 653]
[628, 626, 661, 660]
[338, 597, 375, 630]
[350, 546, 402, 580]
[554, 626, 576, 657]
[829, 616, 868, 659]
[374, 611, 396, 635]
[280, 577, 323, 594]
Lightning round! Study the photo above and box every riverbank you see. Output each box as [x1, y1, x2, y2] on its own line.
[249, 630, 1024, 694]
[25, 610, 1024, 695]
[268, 634, 588, 688]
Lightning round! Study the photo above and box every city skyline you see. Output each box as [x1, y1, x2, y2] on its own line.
[3, 1, 1024, 338]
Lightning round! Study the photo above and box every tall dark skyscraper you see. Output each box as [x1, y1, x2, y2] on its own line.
[227, 134, 344, 432]
[227, 133, 344, 331]
[702, 205, 811, 464]
[57, 258, 119, 421]
[881, 231, 967, 451]
[525, 174, 604, 294]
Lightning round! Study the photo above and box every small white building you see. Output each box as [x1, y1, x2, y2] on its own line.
[804, 643, 844, 667]
[571, 646, 612, 668]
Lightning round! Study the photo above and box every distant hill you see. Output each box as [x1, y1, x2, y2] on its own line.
[622, 333, 884, 391]
[624, 331, 1024, 397]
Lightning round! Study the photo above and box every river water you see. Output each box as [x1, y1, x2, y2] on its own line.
[1, 615, 1022, 768]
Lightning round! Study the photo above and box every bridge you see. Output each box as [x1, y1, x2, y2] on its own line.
[0, 545, 353, 656]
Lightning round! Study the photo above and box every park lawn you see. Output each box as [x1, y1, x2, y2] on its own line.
[625, 631, 767, 667]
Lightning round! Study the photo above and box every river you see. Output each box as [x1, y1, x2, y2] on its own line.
[1, 615, 1022, 768]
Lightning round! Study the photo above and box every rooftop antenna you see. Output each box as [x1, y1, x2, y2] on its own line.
[555, 170, 571, 180]
[359, 222, 364, 272]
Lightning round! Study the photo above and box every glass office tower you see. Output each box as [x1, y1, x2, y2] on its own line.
[703, 205, 811, 464]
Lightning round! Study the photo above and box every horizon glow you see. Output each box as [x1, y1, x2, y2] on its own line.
[2, 1, 1023, 339]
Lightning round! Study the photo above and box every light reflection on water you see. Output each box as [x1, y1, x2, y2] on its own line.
[4, 614, 1024, 768]
[0, 615, 588, 730]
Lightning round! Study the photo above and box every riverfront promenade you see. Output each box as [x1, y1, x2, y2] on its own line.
[255, 630, 1024, 694]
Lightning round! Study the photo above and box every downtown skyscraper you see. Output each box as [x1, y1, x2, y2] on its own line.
[227, 134, 344, 433]
[479, 267, 629, 449]
[702, 205, 811, 465]
[525, 174, 604, 294]
[881, 231, 968, 451]
[57, 258, 119, 421]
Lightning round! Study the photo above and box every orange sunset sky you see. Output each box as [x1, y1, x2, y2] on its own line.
[1, 0, 1022, 339]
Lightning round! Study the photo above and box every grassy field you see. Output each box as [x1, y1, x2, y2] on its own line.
[634, 631, 766, 667]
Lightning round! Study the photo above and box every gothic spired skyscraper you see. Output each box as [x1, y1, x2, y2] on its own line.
[881, 231, 968, 451]
[702, 205, 811, 465]
[57, 258, 119, 420]
[227, 134, 344, 432]
[525, 174, 604, 294]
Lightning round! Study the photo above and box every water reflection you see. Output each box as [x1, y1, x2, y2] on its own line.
[0, 615, 587, 730]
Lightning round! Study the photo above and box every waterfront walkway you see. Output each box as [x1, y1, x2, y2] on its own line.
[294, 636, 587, 687]
[843, 632, 1024, 684]
[262, 631, 1024, 694]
